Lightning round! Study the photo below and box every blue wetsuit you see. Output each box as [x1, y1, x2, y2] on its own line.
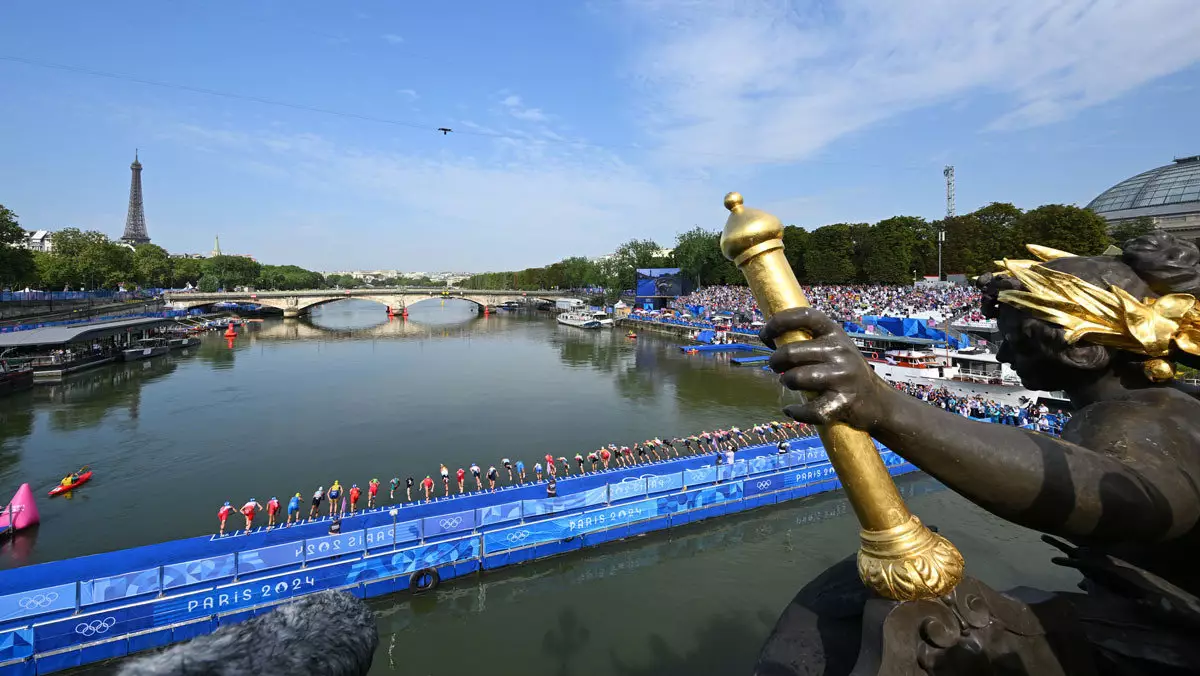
[287, 496, 300, 515]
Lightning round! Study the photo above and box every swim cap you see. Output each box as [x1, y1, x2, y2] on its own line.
[250, 498, 256, 502]
[271, 496, 277, 501]
[223, 501, 230, 506]
[295, 493, 301, 498]
[352, 484, 358, 488]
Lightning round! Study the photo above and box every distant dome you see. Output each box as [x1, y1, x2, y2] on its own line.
[1088, 155, 1200, 242]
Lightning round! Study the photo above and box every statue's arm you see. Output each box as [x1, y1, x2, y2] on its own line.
[762, 308, 1200, 543]
[867, 393, 1198, 542]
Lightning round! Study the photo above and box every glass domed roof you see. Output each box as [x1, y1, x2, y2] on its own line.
[1088, 156, 1200, 215]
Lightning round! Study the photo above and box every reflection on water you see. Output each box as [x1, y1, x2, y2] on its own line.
[8, 299, 1080, 676]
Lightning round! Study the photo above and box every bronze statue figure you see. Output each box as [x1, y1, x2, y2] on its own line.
[721, 194, 1200, 675]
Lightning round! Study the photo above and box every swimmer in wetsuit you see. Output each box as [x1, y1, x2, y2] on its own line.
[405, 476, 414, 502]
[456, 467, 466, 494]
[587, 451, 598, 471]
[287, 493, 302, 525]
[241, 498, 262, 534]
[421, 475, 434, 502]
[218, 501, 234, 535]
[266, 496, 281, 527]
[600, 447, 611, 469]
[575, 453, 585, 474]
[486, 465, 498, 491]
[534, 462, 543, 482]
[439, 464, 450, 496]
[558, 456, 569, 476]
[470, 463, 482, 491]
[515, 460, 526, 484]
[368, 479, 380, 508]
[389, 477, 400, 500]
[502, 458, 513, 481]
[327, 481, 343, 517]
[348, 484, 361, 514]
[310, 487, 324, 519]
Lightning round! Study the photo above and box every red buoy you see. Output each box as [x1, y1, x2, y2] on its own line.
[387, 306, 395, 317]
[223, 321, 237, 338]
[401, 307, 409, 318]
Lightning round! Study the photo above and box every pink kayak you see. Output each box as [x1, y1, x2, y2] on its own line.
[0, 484, 40, 534]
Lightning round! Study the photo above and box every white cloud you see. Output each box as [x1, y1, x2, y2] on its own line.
[624, 0, 1200, 168]
[397, 89, 419, 99]
[382, 34, 404, 44]
[499, 93, 548, 122]
[164, 120, 714, 269]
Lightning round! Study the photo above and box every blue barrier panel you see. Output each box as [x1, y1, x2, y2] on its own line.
[644, 472, 683, 495]
[655, 481, 744, 515]
[478, 501, 522, 526]
[608, 479, 646, 502]
[744, 472, 785, 497]
[0, 583, 76, 624]
[80, 567, 160, 606]
[717, 464, 733, 482]
[683, 466, 717, 486]
[0, 626, 34, 662]
[422, 509, 476, 538]
[787, 450, 805, 468]
[237, 542, 305, 576]
[304, 531, 366, 562]
[484, 498, 662, 553]
[731, 460, 748, 478]
[162, 554, 236, 591]
[804, 446, 828, 464]
[748, 456, 775, 475]
[522, 485, 608, 517]
[37, 537, 484, 656]
[787, 462, 837, 487]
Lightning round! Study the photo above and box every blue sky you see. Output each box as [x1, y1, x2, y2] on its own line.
[1, 1, 1198, 272]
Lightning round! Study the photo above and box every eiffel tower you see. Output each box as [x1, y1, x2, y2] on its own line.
[120, 150, 150, 245]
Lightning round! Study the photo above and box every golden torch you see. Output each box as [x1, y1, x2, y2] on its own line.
[721, 192, 963, 600]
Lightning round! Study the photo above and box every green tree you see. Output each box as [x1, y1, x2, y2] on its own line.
[198, 273, 219, 293]
[171, 257, 204, 288]
[1014, 204, 1110, 257]
[972, 202, 1024, 262]
[804, 224, 856, 283]
[0, 205, 36, 288]
[612, 238, 670, 293]
[132, 244, 172, 288]
[781, 225, 809, 282]
[201, 255, 262, 289]
[673, 227, 730, 287]
[860, 216, 922, 284]
[1108, 216, 1156, 247]
[559, 256, 596, 289]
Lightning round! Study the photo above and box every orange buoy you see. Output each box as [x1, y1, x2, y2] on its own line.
[401, 307, 409, 318]
[223, 321, 237, 338]
[387, 306, 395, 317]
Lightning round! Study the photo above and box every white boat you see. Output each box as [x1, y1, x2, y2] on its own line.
[119, 338, 170, 362]
[851, 333, 1067, 407]
[557, 311, 602, 329]
[591, 311, 614, 328]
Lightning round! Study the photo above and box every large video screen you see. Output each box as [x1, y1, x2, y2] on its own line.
[636, 268, 683, 298]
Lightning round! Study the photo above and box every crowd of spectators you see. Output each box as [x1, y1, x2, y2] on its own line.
[669, 284, 983, 323]
[892, 382, 1070, 433]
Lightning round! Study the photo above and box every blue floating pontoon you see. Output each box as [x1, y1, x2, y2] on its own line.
[0, 437, 915, 674]
[731, 355, 771, 366]
[678, 343, 761, 353]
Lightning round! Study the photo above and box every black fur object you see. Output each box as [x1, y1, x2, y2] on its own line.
[116, 591, 378, 676]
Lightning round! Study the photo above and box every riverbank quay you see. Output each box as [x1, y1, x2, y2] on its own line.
[0, 437, 915, 675]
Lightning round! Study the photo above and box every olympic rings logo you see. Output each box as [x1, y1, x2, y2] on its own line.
[756, 480, 774, 490]
[75, 617, 117, 637]
[439, 516, 463, 530]
[506, 530, 532, 543]
[18, 592, 59, 609]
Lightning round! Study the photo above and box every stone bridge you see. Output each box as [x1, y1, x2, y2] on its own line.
[162, 288, 572, 318]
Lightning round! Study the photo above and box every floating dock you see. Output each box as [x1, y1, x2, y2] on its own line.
[0, 438, 914, 674]
[731, 355, 771, 366]
[677, 343, 762, 353]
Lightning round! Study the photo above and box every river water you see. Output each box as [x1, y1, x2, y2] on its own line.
[0, 299, 1079, 674]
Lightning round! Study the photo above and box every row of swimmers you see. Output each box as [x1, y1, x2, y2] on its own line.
[216, 420, 813, 535]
